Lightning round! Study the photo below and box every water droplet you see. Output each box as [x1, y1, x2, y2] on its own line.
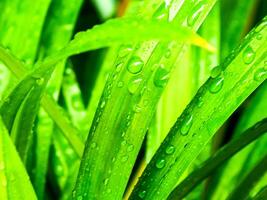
[152, 3, 169, 21]
[100, 101, 106, 108]
[165, 49, 171, 58]
[180, 115, 193, 136]
[256, 33, 262, 40]
[36, 77, 44, 85]
[127, 57, 144, 74]
[156, 159, 166, 169]
[243, 46, 255, 64]
[209, 76, 224, 93]
[104, 178, 109, 185]
[165, 145, 175, 155]
[127, 144, 134, 152]
[91, 142, 97, 149]
[187, 2, 205, 26]
[77, 196, 83, 200]
[133, 104, 142, 113]
[116, 62, 123, 72]
[154, 66, 169, 87]
[117, 81, 124, 88]
[254, 68, 267, 81]
[138, 190, 146, 199]
[210, 66, 222, 78]
[196, 95, 204, 107]
[128, 77, 143, 94]
[121, 155, 129, 162]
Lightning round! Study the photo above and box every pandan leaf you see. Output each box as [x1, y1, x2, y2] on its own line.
[33, 0, 83, 198]
[0, 61, 53, 165]
[73, 0, 217, 199]
[168, 118, 267, 199]
[252, 186, 267, 200]
[227, 153, 267, 200]
[130, 16, 267, 199]
[0, 117, 37, 200]
[0, 46, 84, 157]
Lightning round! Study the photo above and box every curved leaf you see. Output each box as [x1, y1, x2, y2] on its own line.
[0, 118, 37, 200]
[130, 16, 267, 200]
[168, 118, 267, 199]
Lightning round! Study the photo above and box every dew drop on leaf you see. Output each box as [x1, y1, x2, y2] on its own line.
[210, 66, 222, 78]
[165, 49, 171, 58]
[127, 144, 134, 152]
[165, 145, 175, 155]
[127, 56, 144, 74]
[104, 178, 109, 186]
[180, 115, 193, 136]
[91, 142, 97, 149]
[36, 77, 44, 85]
[254, 68, 267, 81]
[208, 76, 224, 93]
[138, 190, 146, 199]
[156, 159, 166, 169]
[153, 66, 169, 87]
[117, 81, 124, 88]
[121, 155, 129, 162]
[242, 46, 255, 64]
[128, 77, 143, 94]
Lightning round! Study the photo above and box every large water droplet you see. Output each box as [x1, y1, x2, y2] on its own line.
[104, 178, 109, 186]
[209, 76, 224, 93]
[154, 66, 169, 87]
[187, 2, 205, 26]
[165, 145, 175, 155]
[156, 159, 166, 169]
[127, 57, 144, 74]
[243, 46, 255, 64]
[254, 68, 267, 81]
[180, 115, 193, 136]
[210, 66, 222, 78]
[128, 77, 143, 94]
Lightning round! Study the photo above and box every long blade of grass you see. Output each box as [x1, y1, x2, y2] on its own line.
[33, 0, 83, 198]
[167, 118, 267, 199]
[73, 1, 217, 199]
[227, 153, 267, 200]
[0, 118, 37, 200]
[0, 63, 53, 166]
[252, 186, 267, 200]
[130, 16, 267, 199]
[0, 46, 84, 157]
[208, 82, 267, 199]
[0, 0, 51, 98]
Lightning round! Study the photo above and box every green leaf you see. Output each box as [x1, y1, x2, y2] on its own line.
[0, 45, 84, 158]
[252, 186, 267, 200]
[0, 62, 53, 165]
[168, 118, 267, 199]
[0, 117, 37, 200]
[130, 16, 267, 200]
[73, 1, 217, 199]
[209, 82, 267, 199]
[33, 0, 83, 198]
[227, 153, 267, 200]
